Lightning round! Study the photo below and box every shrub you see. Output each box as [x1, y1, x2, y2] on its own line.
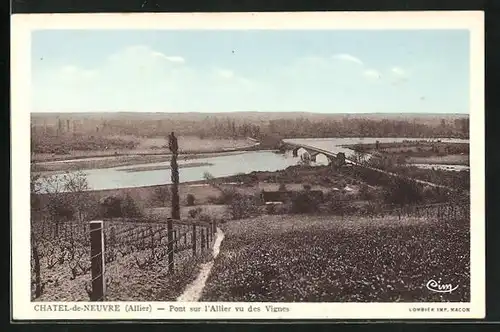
[265, 203, 277, 215]
[358, 184, 377, 201]
[207, 195, 225, 205]
[384, 178, 423, 207]
[234, 173, 247, 183]
[278, 183, 287, 191]
[121, 194, 143, 218]
[265, 203, 289, 215]
[321, 199, 345, 216]
[229, 193, 260, 220]
[99, 195, 123, 218]
[213, 188, 239, 205]
[188, 207, 203, 219]
[291, 191, 321, 214]
[47, 195, 75, 222]
[303, 184, 312, 191]
[186, 194, 196, 206]
[360, 202, 381, 216]
[153, 186, 170, 206]
[199, 213, 212, 222]
[422, 186, 450, 203]
[99, 194, 143, 218]
[203, 172, 215, 181]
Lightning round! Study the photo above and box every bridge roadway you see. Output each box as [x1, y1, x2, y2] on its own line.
[282, 141, 453, 190]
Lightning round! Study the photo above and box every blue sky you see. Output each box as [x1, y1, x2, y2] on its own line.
[31, 29, 469, 113]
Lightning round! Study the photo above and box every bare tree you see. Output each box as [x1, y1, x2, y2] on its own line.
[167, 132, 179, 273]
[63, 171, 91, 222]
[348, 150, 368, 165]
[168, 132, 180, 219]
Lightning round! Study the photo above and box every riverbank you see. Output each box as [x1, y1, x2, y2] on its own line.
[33, 158, 469, 212]
[31, 135, 261, 161]
[31, 164, 364, 223]
[31, 151, 250, 174]
[342, 140, 469, 166]
[119, 162, 214, 173]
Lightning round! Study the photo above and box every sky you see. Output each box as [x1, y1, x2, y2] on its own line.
[31, 29, 470, 114]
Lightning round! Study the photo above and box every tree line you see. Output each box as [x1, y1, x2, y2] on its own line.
[32, 115, 469, 139]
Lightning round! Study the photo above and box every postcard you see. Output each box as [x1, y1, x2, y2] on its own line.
[11, 11, 485, 320]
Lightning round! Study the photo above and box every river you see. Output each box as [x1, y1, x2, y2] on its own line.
[36, 137, 469, 192]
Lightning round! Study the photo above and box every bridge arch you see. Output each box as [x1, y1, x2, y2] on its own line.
[293, 147, 309, 158]
[314, 153, 330, 165]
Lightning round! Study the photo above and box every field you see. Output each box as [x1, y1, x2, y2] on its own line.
[406, 154, 469, 165]
[201, 214, 470, 302]
[345, 141, 470, 166]
[31, 135, 257, 163]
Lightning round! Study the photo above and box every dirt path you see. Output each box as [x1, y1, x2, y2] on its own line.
[176, 228, 225, 302]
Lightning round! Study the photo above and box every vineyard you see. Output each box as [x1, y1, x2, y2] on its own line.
[31, 218, 217, 301]
[202, 201, 471, 302]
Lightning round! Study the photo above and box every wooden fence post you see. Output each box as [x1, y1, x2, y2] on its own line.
[150, 228, 154, 257]
[173, 230, 177, 251]
[206, 227, 210, 247]
[90, 220, 105, 301]
[201, 228, 205, 251]
[31, 234, 42, 299]
[192, 225, 197, 256]
[167, 219, 174, 274]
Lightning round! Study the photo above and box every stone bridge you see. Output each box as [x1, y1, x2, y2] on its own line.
[279, 141, 347, 166]
[279, 140, 453, 190]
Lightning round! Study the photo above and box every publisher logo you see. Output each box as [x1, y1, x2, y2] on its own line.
[426, 279, 458, 293]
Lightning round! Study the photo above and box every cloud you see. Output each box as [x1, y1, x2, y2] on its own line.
[151, 52, 185, 64]
[363, 69, 381, 79]
[33, 44, 424, 113]
[391, 66, 408, 77]
[332, 54, 384, 81]
[107, 45, 185, 68]
[33, 45, 255, 112]
[58, 65, 98, 80]
[215, 69, 235, 79]
[389, 66, 410, 86]
[60, 65, 78, 74]
[332, 53, 364, 66]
